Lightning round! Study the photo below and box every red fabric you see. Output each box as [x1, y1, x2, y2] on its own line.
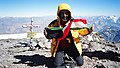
[58, 21, 72, 41]
[58, 18, 87, 41]
[73, 18, 87, 24]
[59, 39, 69, 47]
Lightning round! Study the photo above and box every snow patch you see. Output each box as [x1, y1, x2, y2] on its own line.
[0, 33, 45, 39]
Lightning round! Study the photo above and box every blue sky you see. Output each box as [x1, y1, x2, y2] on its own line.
[0, 0, 120, 17]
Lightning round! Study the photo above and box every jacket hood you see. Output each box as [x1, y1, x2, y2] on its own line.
[57, 3, 72, 17]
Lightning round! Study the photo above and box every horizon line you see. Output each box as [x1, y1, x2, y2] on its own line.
[0, 15, 119, 17]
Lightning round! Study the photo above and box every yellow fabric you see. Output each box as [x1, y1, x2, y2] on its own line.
[50, 38, 57, 57]
[50, 24, 90, 57]
[71, 29, 83, 55]
[71, 30, 79, 38]
[73, 37, 80, 44]
[78, 28, 89, 36]
[57, 3, 72, 16]
[75, 43, 82, 55]
[49, 21, 90, 57]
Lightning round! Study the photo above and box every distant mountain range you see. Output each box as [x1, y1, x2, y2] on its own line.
[85, 16, 120, 42]
[0, 16, 120, 42]
[0, 16, 55, 34]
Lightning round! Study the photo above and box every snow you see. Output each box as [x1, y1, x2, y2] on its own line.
[87, 32, 97, 41]
[110, 16, 118, 23]
[87, 34, 93, 41]
[0, 33, 45, 39]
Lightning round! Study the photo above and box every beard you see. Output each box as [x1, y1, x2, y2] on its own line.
[60, 17, 70, 27]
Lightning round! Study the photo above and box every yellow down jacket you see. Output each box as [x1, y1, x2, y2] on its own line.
[48, 19, 90, 57]
[48, 3, 90, 57]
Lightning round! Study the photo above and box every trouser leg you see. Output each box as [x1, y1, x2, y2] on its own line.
[66, 45, 84, 66]
[54, 51, 65, 67]
[74, 55, 84, 66]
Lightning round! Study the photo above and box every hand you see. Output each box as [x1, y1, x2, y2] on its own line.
[89, 26, 93, 33]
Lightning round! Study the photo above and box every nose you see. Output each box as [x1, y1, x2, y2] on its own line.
[63, 12, 68, 17]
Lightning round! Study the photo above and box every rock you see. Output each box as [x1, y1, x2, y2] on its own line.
[0, 36, 120, 68]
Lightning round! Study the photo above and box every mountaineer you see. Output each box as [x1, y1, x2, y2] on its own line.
[44, 3, 93, 68]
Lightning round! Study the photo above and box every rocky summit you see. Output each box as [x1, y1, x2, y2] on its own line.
[0, 32, 120, 68]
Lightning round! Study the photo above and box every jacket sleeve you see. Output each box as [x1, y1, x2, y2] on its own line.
[78, 27, 92, 36]
[48, 19, 59, 27]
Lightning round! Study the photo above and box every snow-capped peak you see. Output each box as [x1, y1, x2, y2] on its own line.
[110, 16, 118, 23]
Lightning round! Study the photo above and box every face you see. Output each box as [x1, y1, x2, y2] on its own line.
[58, 10, 71, 23]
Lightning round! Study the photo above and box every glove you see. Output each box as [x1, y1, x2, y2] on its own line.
[89, 26, 93, 34]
